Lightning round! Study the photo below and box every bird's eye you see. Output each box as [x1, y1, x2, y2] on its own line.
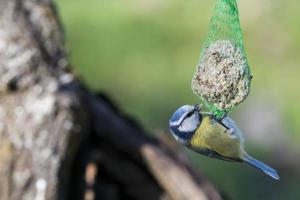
[185, 111, 194, 118]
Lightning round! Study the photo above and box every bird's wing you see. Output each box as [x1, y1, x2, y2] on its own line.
[220, 116, 244, 140]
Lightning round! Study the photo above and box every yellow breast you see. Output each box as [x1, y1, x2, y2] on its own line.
[190, 116, 212, 149]
[190, 116, 243, 159]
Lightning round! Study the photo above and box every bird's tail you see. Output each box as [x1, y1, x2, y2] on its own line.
[243, 154, 280, 180]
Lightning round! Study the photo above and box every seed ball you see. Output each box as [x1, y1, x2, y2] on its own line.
[192, 40, 251, 110]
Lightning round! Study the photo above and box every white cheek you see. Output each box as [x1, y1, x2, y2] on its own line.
[178, 114, 198, 133]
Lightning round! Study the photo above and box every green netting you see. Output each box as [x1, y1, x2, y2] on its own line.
[192, 0, 252, 119]
[202, 0, 245, 55]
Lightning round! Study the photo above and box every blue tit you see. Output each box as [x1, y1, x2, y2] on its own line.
[169, 104, 280, 180]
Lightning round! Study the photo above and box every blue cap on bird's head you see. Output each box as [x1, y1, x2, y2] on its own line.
[169, 104, 202, 142]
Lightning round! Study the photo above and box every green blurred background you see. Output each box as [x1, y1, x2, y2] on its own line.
[55, 0, 300, 199]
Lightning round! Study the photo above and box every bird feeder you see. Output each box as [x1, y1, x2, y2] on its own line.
[192, 0, 252, 118]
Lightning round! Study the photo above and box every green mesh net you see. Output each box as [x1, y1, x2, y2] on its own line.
[192, 0, 252, 119]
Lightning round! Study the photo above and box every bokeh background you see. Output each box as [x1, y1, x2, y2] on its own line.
[55, 0, 300, 199]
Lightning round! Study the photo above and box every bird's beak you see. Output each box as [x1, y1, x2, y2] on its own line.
[194, 104, 202, 112]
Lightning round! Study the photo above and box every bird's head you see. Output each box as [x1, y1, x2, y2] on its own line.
[169, 104, 202, 144]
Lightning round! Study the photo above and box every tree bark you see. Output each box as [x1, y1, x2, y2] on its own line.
[0, 0, 223, 200]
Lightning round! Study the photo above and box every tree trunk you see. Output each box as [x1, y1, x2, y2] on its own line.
[0, 0, 223, 200]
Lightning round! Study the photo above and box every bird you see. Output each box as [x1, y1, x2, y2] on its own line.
[169, 104, 280, 180]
